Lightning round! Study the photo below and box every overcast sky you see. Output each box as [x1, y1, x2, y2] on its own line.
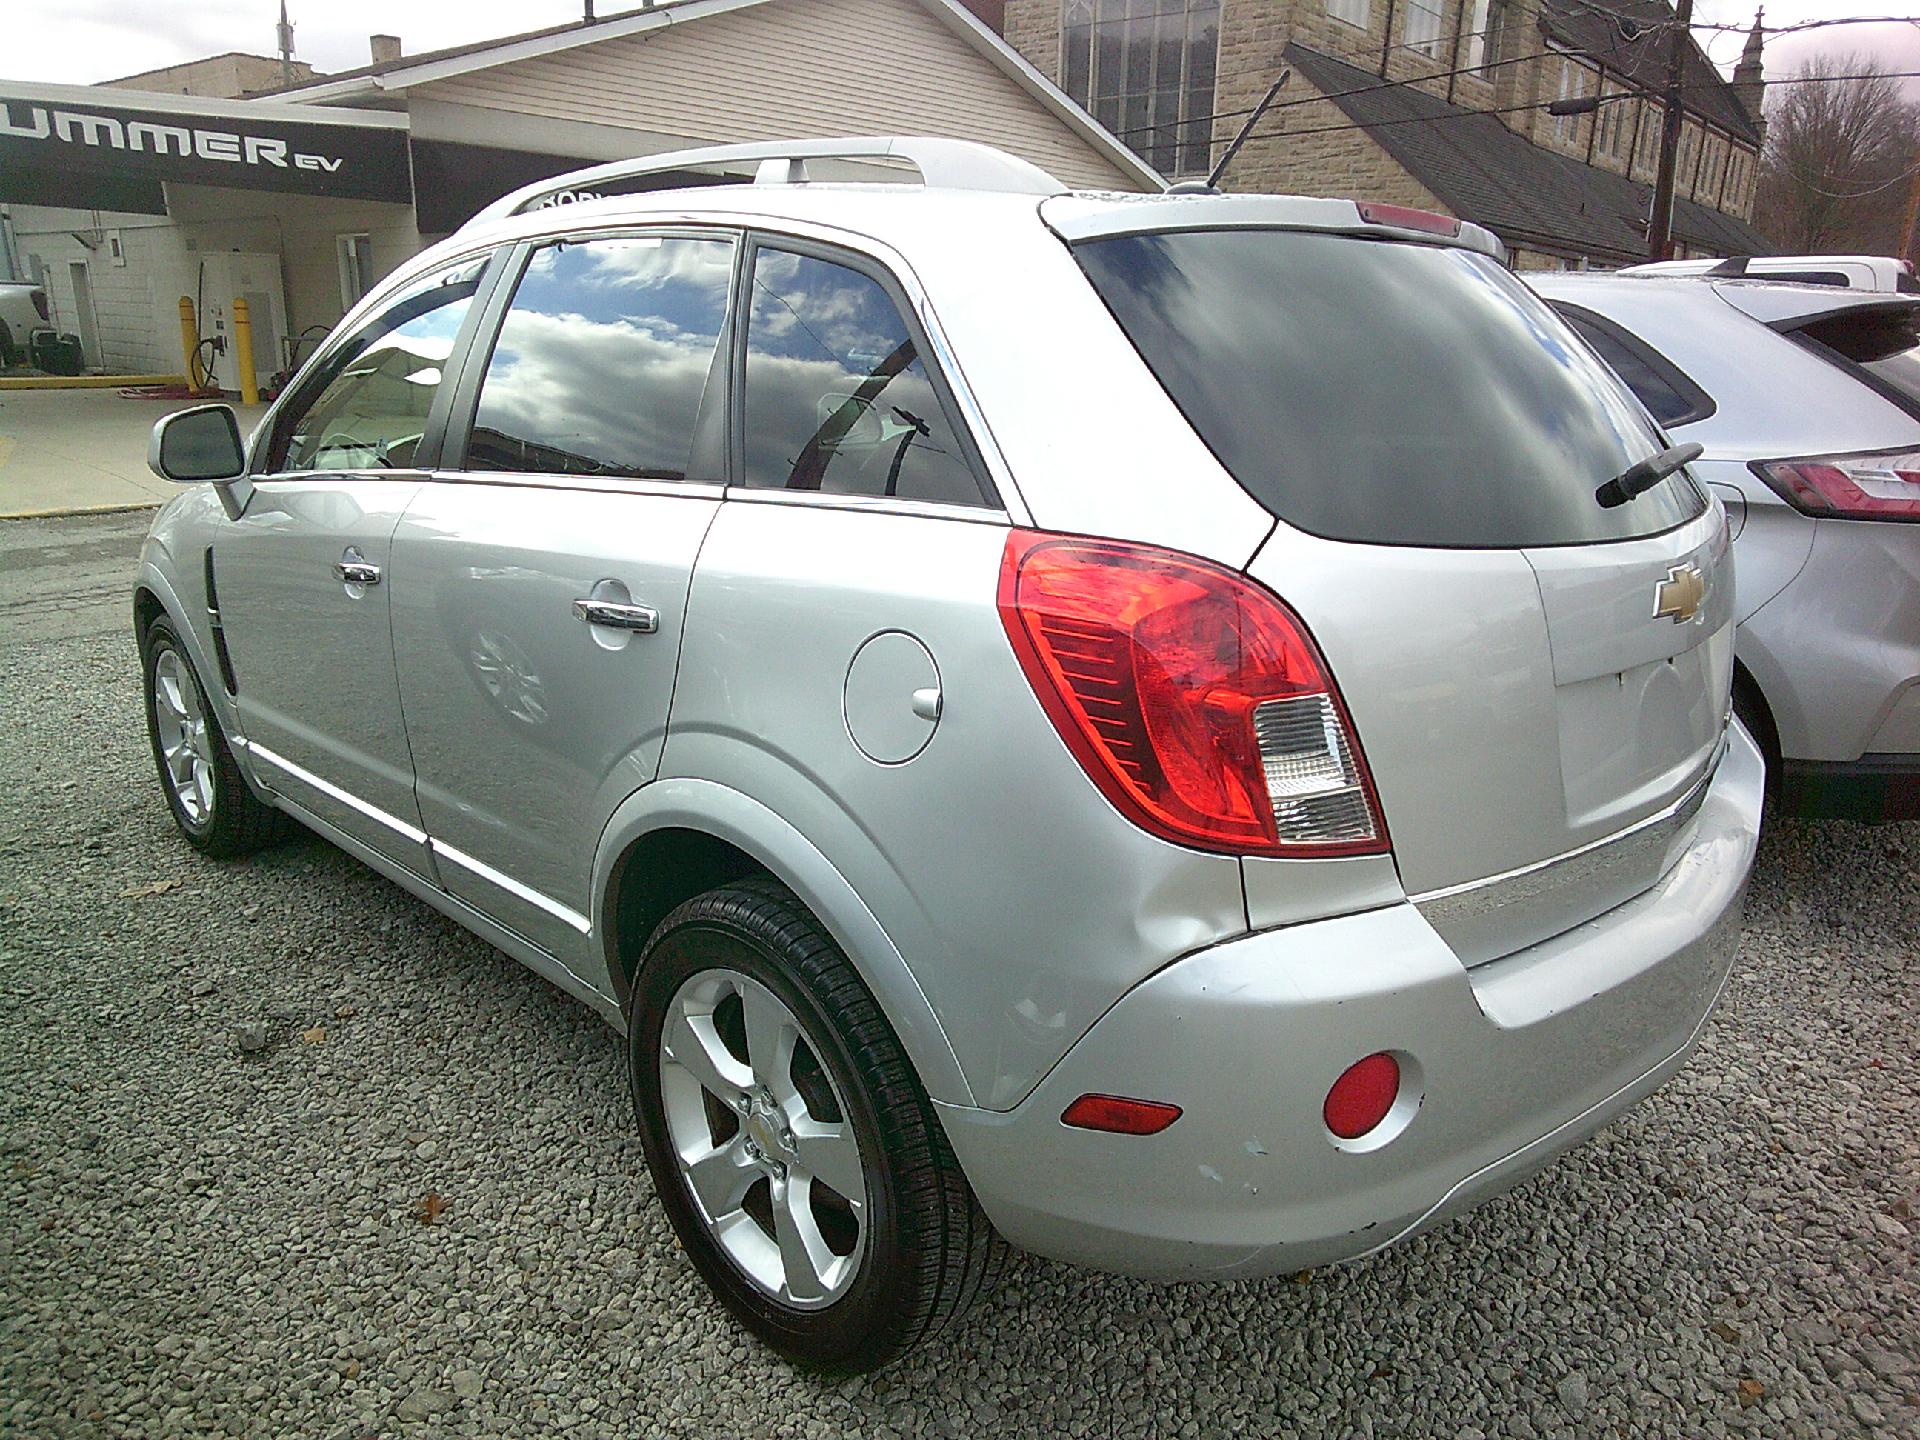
[5, 0, 1916, 92]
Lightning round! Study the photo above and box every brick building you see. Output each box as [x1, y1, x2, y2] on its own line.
[1002, 0, 1770, 267]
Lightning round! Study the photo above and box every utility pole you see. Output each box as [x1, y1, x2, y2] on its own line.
[1902, 154, 1920, 271]
[276, 2, 295, 90]
[1645, 0, 1693, 260]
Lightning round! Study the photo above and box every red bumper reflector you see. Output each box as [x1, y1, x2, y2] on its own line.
[1324, 1053, 1401, 1139]
[1061, 1094, 1183, 1135]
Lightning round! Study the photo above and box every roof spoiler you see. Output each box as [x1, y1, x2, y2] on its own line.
[465, 136, 1072, 228]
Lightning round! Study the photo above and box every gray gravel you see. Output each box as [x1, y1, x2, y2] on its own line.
[3, 624, 1916, 1439]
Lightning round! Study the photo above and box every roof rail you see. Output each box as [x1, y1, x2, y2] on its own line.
[466, 136, 1070, 227]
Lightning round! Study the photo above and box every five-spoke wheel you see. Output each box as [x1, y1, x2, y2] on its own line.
[630, 879, 1003, 1372]
[141, 614, 285, 857]
[660, 968, 868, 1307]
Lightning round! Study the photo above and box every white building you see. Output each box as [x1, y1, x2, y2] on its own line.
[0, 0, 1152, 384]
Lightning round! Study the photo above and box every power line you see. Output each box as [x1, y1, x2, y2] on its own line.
[1117, 22, 1668, 142]
[1267, 68, 1920, 146]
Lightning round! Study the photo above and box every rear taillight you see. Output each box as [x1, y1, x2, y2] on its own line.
[997, 530, 1389, 858]
[1754, 449, 1920, 521]
[31, 289, 49, 323]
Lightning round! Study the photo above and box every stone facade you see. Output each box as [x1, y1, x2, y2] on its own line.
[1005, 0, 1762, 264]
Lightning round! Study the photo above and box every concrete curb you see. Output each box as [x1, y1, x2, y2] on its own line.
[0, 375, 188, 391]
[0, 501, 162, 522]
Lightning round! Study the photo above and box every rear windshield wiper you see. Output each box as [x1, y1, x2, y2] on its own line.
[1594, 442, 1704, 509]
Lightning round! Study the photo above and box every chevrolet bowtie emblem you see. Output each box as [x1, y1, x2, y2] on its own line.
[1653, 563, 1706, 624]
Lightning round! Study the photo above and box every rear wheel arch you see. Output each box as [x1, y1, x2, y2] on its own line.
[593, 781, 975, 1107]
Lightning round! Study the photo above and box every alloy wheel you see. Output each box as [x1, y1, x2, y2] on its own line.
[152, 648, 215, 824]
[657, 967, 868, 1309]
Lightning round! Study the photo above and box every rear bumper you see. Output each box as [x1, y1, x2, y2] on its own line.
[938, 724, 1765, 1279]
[1781, 752, 1920, 823]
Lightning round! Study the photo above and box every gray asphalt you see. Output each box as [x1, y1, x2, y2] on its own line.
[2, 511, 1915, 1438]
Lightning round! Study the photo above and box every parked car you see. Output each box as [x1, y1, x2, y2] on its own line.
[1620, 254, 1918, 293]
[0, 279, 50, 367]
[1533, 273, 1920, 823]
[134, 138, 1763, 1372]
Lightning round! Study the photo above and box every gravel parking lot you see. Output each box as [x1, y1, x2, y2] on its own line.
[2, 517, 1916, 1439]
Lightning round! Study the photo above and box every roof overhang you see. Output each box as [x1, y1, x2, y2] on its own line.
[274, 0, 1162, 191]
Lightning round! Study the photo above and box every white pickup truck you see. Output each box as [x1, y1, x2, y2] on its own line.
[0, 280, 50, 367]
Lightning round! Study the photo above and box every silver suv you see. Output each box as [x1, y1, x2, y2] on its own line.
[1535, 272, 1920, 821]
[135, 138, 1764, 1371]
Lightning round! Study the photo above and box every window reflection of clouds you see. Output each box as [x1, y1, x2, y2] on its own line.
[742, 250, 982, 505]
[1077, 231, 1699, 548]
[469, 237, 730, 480]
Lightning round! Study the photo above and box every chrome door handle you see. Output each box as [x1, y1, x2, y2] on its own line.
[334, 559, 381, 585]
[573, 598, 659, 633]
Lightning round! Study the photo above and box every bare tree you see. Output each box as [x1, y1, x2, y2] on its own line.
[1755, 52, 1920, 255]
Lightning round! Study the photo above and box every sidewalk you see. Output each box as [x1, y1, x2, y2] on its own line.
[0, 389, 269, 519]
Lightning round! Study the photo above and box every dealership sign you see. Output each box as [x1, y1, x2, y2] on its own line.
[0, 94, 411, 204]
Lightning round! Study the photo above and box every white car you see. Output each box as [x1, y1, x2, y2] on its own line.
[1536, 272, 1920, 821]
[1621, 254, 1918, 294]
[0, 280, 50, 367]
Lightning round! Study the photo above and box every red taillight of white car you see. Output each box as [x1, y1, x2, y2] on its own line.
[997, 530, 1389, 858]
[1754, 448, 1920, 522]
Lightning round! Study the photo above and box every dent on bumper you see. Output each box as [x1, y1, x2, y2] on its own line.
[937, 726, 1765, 1280]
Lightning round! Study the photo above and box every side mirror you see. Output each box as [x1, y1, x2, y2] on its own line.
[149, 405, 246, 483]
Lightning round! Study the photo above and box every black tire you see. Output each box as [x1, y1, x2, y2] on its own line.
[629, 878, 1003, 1372]
[141, 615, 286, 858]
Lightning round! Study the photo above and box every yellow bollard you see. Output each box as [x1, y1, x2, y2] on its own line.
[231, 295, 258, 405]
[177, 296, 201, 390]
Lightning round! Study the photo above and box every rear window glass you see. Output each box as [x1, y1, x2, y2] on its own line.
[1074, 230, 1705, 548]
[1556, 305, 1715, 429]
[1791, 307, 1920, 415]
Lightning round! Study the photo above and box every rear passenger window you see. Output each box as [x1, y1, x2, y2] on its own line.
[1557, 306, 1715, 429]
[466, 235, 733, 481]
[741, 247, 987, 506]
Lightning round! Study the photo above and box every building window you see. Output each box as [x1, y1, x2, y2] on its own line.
[1463, 0, 1504, 73]
[1597, 91, 1630, 161]
[1551, 58, 1583, 145]
[1326, 0, 1370, 30]
[1062, 0, 1220, 178]
[337, 234, 374, 309]
[1403, 0, 1444, 59]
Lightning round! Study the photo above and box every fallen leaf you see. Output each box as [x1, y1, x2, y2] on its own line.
[118, 879, 183, 899]
[342, 1358, 360, 1380]
[333, 1004, 358, 1020]
[300, 1026, 327, 1045]
[1709, 1322, 1742, 1344]
[416, 1192, 449, 1226]
[1291, 1270, 1312, 1284]
[1737, 1379, 1765, 1407]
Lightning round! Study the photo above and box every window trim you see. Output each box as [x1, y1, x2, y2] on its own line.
[1551, 301, 1718, 430]
[433, 224, 743, 491]
[253, 246, 509, 481]
[728, 231, 1001, 513]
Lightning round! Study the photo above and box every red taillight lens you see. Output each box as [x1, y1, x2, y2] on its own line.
[1323, 1052, 1401, 1139]
[1754, 449, 1920, 521]
[1061, 1094, 1183, 1135]
[997, 530, 1388, 857]
[1355, 202, 1461, 237]
[31, 289, 50, 323]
